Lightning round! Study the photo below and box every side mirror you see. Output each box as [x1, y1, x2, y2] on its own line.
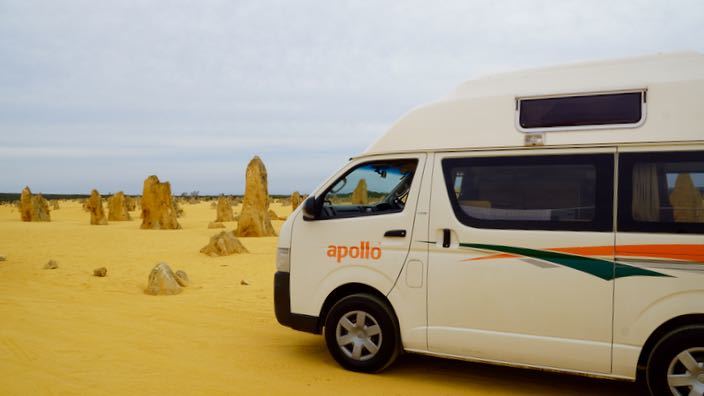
[302, 196, 320, 221]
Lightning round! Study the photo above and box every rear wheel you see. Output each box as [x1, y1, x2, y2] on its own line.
[324, 293, 400, 373]
[646, 325, 704, 396]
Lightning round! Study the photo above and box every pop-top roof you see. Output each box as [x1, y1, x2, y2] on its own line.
[363, 52, 704, 155]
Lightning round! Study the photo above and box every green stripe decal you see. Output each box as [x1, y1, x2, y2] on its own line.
[458, 243, 670, 281]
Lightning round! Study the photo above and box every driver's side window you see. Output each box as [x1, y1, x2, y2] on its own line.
[320, 159, 418, 219]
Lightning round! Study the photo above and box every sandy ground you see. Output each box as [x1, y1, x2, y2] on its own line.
[0, 200, 641, 395]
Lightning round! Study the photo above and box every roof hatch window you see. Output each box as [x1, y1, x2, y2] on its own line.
[518, 91, 645, 131]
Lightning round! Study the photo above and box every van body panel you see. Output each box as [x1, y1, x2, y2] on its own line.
[289, 153, 427, 317]
[611, 344, 642, 379]
[387, 153, 434, 351]
[277, 205, 297, 250]
[613, 234, 704, 378]
[427, 148, 617, 374]
[427, 327, 612, 374]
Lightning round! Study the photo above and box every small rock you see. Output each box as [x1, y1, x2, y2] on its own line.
[44, 260, 58, 270]
[145, 262, 182, 295]
[200, 231, 248, 256]
[174, 270, 190, 287]
[240, 279, 249, 286]
[0, 255, 6, 261]
[208, 222, 226, 229]
[93, 267, 108, 277]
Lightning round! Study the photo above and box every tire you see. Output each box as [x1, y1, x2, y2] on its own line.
[646, 325, 704, 396]
[323, 293, 401, 373]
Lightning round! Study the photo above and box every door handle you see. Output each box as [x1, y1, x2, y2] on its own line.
[384, 229, 407, 238]
[442, 229, 451, 248]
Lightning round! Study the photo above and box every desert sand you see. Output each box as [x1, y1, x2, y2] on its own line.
[0, 200, 639, 395]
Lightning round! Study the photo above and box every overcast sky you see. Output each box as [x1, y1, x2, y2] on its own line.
[1, 0, 703, 195]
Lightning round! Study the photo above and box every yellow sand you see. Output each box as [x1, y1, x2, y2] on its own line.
[0, 201, 638, 395]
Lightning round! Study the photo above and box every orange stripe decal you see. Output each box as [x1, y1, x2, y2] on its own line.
[463, 244, 704, 264]
[615, 244, 704, 263]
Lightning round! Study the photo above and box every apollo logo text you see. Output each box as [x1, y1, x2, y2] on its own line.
[327, 241, 382, 263]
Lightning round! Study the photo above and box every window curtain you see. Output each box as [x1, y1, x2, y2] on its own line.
[632, 163, 660, 222]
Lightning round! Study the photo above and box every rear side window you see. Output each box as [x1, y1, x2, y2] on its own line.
[619, 151, 704, 234]
[442, 154, 614, 231]
[518, 91, 644, 130]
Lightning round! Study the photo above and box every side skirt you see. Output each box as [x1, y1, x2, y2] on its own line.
[402, 348, 636, 382]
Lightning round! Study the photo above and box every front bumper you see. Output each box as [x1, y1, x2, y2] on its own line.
[273, 271, 320, 334]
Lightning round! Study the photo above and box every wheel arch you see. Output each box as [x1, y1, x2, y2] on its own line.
[318, 283, 398, 331]
[636, 313, 704, 379]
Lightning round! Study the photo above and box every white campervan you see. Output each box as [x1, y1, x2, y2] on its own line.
[274, 53, 704, 396]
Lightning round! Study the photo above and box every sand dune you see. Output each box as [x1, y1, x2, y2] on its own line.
[0, 201, 639, 395]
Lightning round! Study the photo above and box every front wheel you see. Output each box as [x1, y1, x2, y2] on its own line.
[646, 325, 704, 396]
[324, 293, 401, 373]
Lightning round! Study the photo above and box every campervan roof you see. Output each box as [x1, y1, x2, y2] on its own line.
[363, 52, 704, 155]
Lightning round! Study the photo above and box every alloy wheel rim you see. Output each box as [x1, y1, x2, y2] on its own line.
[667, 347, 704, 396]
[335, 310, 382, 361]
